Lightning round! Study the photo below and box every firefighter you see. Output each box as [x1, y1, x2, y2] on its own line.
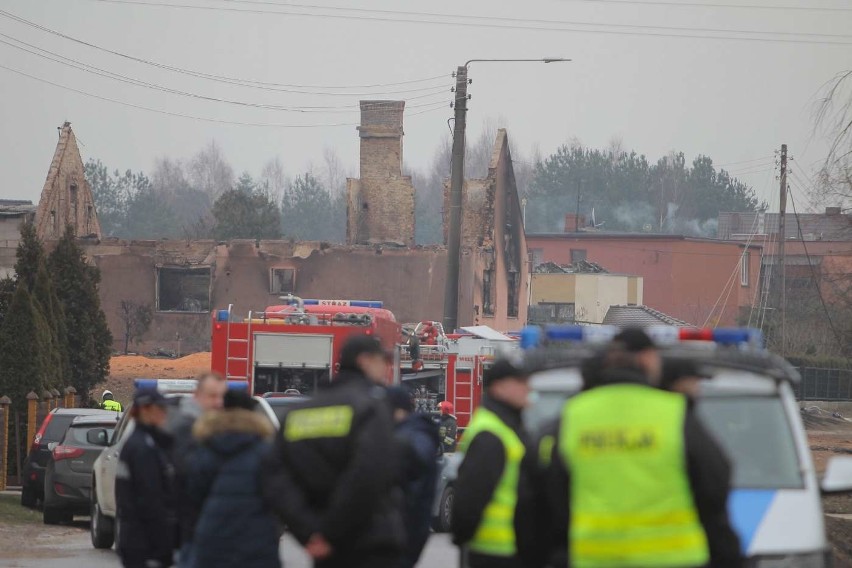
[542, 332, 743, 568]
[262, 334, 404, 568]
[115, 387, 177, 568]
[101, 390, 123, 412]
[451, 357, 530, 568]
[437, 401, 458, 453]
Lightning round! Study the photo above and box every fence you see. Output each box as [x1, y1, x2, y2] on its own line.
[0, 387, 78, 490]
[794, 367, 852, 401]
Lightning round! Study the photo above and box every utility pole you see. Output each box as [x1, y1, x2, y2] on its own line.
[575, 179, 582, 232]
[778, 144, 788, 356]
[442, 65, 469, 333]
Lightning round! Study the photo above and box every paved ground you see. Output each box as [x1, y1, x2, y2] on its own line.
[1, 517, 458, 568]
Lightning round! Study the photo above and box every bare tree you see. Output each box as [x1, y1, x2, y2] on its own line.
[188, 140, 235, 199]
[814, 71, 852, 208]
[118, 300, 153, 354]
[260, 156, 288, 204]
[322, 147, 350, 198]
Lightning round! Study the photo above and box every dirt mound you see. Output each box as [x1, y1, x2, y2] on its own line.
[95, 352, 212, 405]
[802, 406, 852, 432]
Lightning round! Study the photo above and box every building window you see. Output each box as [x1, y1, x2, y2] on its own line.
[50, 211, 57, 232]
[570, 248, 587, 262]
[529, 302, 575, 324]
[156, 266, 211, 313]
[482, 269, 494, 316]
[530, 248, 544, 270]
[270, 268, 296, 294]
[507, 271, 519, 318]
[741, 252, 749, 287]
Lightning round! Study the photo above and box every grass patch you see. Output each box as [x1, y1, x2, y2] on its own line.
[0, 494, 41, 525]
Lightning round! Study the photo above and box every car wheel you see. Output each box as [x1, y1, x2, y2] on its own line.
[43, 507, 71, 525]
[21, 485, 37, 508]
[91, 495, 115, 549]
[437, 485, 454, 533]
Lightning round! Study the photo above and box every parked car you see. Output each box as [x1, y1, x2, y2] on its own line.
[258, 394, 310, 427]
[43, 414, 119, 524]
[21, 408, 117, 508]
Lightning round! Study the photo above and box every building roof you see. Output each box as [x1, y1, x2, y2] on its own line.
[602, 305, 691, 327]
[718, 211, 852, 242]
[0, 199, 35, 216]
[534, 259, 608, 274]
[528, 231, 762, 249]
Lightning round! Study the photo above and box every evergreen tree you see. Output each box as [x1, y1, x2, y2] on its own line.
[14, 221, 43, 291]
[33, 263, 71, 388]
[0, 283, 47, 410]
[48, 226, 112, 403]
[212, 178, 281, 240]
[0, 276, 14, 328]
[280, 173, 341, 241]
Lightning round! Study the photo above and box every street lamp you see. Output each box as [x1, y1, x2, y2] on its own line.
[442, 58, 569, 333]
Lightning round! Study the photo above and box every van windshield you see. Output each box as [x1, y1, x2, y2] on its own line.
[697, 396, 803, 489]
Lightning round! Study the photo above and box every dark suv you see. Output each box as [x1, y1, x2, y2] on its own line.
[43, 414, 118, 524]
[21, 408, 117, 508]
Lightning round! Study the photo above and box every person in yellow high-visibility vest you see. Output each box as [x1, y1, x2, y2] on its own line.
[451, 357, 530, 568]
[101, 390, 123, 412]
[539, 329, 742, 568]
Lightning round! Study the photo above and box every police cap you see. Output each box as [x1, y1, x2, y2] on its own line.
[133, 387, 166, 407]
[483, 356, 527, 388]
[613, 328, 656, 352]
[339, 334, 391, 372]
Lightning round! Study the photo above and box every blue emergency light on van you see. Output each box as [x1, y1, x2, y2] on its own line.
[133, 378, 249, 393]
[520, 325, 765, 350]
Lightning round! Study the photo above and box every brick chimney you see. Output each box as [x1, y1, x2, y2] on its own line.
[564, 213, 587, 233]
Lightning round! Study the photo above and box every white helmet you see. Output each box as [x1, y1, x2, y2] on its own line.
[102, 390, 113, 400]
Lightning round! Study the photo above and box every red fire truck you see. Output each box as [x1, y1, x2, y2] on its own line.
[211, 297, 402, 395]
[401, 323, 518, 429]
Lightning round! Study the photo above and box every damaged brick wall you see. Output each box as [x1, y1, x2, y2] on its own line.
[35, 123, 101, 241]
[83, 239, 453, 353]
[346, 101, 415, 246]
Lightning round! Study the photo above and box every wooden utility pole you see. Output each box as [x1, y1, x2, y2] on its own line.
[442, 66, 469, 333]
[778, 144, 788, 355]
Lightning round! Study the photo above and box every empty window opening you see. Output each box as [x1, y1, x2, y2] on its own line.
[529, 302, 575, 325]
[507, 271, 520, 318]
[570, 248, 587, 263]
[157, 266, 211, 313]
[270, 268, 296, 294]
[482, 269, 494, 316]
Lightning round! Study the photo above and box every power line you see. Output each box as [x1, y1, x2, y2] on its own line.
[0, 33, 450, 112]
[787, 185, 846, 352]
[0, 62, 448, 127]
[0, 9, 451, 93]
[714, 155, 775, 168]
[556, 0, 852, 13]
[83, 0, 852, 46]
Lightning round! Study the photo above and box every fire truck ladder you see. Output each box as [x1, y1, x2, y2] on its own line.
[453, 357, 473, 428]
[224, 304, 253, 382]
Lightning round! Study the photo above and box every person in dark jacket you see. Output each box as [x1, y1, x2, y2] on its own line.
[262, 334, 404, 568]
[116, 388, 177, 568]
[451, 357, 530, 568]
[540, 333, 743, 568]
[387, 387, 441, 568]
[187, 389, 279, 568]
[169, 372, 227, 568]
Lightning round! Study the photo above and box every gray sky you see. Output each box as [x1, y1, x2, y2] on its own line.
[2, 0, 851, 213]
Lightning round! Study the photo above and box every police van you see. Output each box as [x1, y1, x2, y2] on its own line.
[522, 325, 852, 567]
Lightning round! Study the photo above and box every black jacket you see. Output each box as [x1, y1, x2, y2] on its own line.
[116, 422, 178, 567]
[395, 413, 441, 568]
[540, 368, 743, 568]
[188, 408, 280, 568]
[262, 370, 404, 558]
[451, 398, 526, 568]
[168, 398, 202, 546]
[437, 414, 458, 453]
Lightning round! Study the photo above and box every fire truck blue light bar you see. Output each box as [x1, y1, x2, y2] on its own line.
[302, 300, 384, 308]
[134, 379, 248, 393]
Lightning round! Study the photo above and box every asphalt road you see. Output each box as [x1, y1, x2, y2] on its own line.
[2, 519, 459, 568]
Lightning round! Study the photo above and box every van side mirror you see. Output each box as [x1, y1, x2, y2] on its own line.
[86, 428, 110, 447]
[821, 456, 852, 493]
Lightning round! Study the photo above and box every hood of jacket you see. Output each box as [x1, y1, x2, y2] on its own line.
[192, 408, 274, 455]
